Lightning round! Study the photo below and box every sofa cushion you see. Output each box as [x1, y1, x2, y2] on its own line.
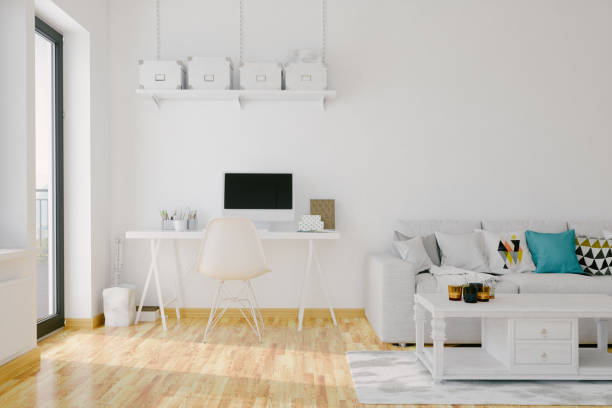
[394, 231, 440, 266]
[506, 273, 612, 295]
[495, 278, 521, 294]
[575, 236, 612, 276]
[479, 229, 536, 274]
[482, 220, 567, 233]
[415, 272, 519, 294]
[526, 230, 583, 274]
[435, 231, 488, 272]
[397, 220, 481, 236]
[568, 220, 612, 238]
[392, 236, 432, 273]
[395, 220, 481, 267]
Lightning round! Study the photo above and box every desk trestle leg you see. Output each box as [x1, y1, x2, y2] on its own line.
[297, 239, 337, 331]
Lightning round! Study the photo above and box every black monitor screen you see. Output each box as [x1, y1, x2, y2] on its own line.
[224, 173, 292, 210]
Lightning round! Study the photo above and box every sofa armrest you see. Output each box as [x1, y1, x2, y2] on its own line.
[365, 253, 418, 343]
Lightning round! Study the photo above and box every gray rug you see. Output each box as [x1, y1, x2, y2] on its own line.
[346, 351, 612, 405]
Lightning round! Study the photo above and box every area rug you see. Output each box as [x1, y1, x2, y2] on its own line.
[346, 351, 612, 405]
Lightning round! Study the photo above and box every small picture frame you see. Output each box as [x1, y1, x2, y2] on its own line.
[310, 199, 335, 230]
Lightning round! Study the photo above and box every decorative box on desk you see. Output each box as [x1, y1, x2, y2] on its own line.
[186, 57, 232, 90]
[285, 62, 327, 90]
[239, 62, 283, 90]
[138, 60, 186, 90]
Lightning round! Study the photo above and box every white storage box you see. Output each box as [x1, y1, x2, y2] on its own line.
[186, 57, 232, 90]
[137, 306, 161, 322]
[284, 62, 328, 90]
[138, 60, 186, 90]
[103, 286, 136, 327]
[239, 62, 283, 90]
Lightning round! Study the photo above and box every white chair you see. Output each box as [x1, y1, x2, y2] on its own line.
[197, 218, 270, 342]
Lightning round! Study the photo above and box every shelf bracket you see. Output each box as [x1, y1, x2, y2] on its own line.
[321, 96, 327, 111]
[236, 96, 243, 110]
[152, 95, 161, 110]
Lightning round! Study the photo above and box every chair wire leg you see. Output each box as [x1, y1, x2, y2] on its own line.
[234, 282, 261, 342]
[203, 280, 265, 343]
[203, 281, 224, 343]
[247, 280, 265, 334]
[245, 282, 262, 342]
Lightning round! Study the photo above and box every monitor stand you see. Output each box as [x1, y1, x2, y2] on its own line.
[254, 221, 272, 232]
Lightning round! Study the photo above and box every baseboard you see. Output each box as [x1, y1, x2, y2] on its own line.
[64, 309, 362, 328]
[0, 347, 40, 383]
[65, 313, 105, 330]
[93, 313, 105, 328]
[163, 307, 365, 319]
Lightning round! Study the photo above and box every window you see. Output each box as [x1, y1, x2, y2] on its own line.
[35, 17, 64, 338]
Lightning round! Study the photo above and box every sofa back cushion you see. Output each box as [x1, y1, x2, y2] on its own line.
[397, 220, 482, 236]
[568, 221, 612, 238]
[482, 220, 567, 233]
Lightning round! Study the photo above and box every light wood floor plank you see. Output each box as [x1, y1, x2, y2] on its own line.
[0, 316, 608, 407]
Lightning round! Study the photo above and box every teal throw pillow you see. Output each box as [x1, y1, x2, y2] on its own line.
[525, 229, 583, 274]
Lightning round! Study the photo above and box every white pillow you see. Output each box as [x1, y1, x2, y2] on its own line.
[604, 230, 612, 239]
[392, 236, 432, 273]
[434, 231, 488, 272]
[479, 229, 535, 274]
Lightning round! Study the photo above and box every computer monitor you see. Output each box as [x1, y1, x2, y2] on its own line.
[223, 173, 294, 222]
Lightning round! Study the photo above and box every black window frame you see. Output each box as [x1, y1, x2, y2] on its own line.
[35, 17, 64, 339]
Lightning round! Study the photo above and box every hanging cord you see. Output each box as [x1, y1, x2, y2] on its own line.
[321, 0, 327, 64]
[112, 238, 123, 287]
[239, 0, 245, 65]
[155, 0, 161, 60]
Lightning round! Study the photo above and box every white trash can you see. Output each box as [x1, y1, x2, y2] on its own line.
[103, 286, 136, 327]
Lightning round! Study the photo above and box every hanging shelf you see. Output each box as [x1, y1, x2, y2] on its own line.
[136, 89, 337, 111]
[140, 0, 335, 111]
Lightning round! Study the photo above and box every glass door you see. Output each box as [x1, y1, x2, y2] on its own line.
[35, 17, 64, 338]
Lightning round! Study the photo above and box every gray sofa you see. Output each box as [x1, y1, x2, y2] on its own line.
[365, 220, 612, 344]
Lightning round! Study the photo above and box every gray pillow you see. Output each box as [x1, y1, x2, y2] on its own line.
[394, 231, 441, 266]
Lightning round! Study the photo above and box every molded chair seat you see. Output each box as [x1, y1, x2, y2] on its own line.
[197, 218, 270, 342]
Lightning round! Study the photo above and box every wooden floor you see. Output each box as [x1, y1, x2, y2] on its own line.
[0, 316, 606, 408]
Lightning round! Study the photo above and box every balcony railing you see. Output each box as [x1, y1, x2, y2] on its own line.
[36, 188, 48, 260]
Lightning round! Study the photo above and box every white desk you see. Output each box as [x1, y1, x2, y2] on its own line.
[124, 229, 340, 331]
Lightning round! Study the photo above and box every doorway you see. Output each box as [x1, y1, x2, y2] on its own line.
[35, 17, 64, 338]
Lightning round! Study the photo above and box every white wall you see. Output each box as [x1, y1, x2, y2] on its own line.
[110, 0, 612, 309]
[0, 0, 37, 363]
[53, 0, 111, 318]
[37, 0, 111, 318]
[0, 0, 36, 250]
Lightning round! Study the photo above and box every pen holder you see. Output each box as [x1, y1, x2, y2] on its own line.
[188, 217, 198, 231]
[161, 219, 174, 231]
[173, 219, 188, 232]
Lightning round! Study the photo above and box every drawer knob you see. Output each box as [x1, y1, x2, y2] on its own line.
[541, 352, 547, 360]
[541, 328, 547, 337]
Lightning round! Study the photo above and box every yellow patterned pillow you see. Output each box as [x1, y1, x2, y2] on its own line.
[575, 237, 612, 276]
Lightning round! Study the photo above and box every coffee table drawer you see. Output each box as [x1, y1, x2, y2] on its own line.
[514, 342, 572, 365]
[514, 319, 572, 340]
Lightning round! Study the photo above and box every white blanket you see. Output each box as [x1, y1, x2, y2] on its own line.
[429, 265, 498, 293]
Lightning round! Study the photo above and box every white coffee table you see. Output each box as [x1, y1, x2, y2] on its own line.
[414, 293, 612, 382]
